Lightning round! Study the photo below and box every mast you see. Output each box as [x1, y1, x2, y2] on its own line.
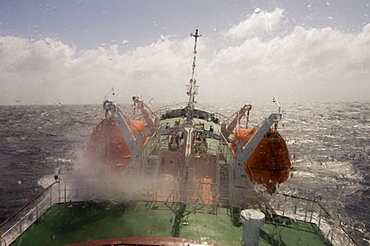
[181, 30, 201, 215]
[186, 29, 201, 123]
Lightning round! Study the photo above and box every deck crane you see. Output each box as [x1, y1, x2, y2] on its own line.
[102, 100, 144, 169]
[132, 96, 158, 136]
[222, 104, 252, 140]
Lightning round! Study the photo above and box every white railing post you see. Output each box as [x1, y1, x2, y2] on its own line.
[304, 200, 309, 221]
[64, 182, 67, 203]
[58, 180, 61, 203]
[36, 204, 39, 220]
[309, 201, 314, 223]
[18, 219, 22, 236]
[49, 186, 52, 206]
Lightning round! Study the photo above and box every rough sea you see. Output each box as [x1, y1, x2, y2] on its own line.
[0, 101, 369, 245]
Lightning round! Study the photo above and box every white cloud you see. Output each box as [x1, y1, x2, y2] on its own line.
[0, 35, 195, 104]
[0, 12, 369, 105]
[204, 23, 370, 102]
[226, 8, 285, 39]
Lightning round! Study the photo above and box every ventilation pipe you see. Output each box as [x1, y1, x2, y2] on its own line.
[240, 209, 265, 246]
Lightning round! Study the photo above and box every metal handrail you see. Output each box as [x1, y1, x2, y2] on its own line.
[0, 181, 60, 246]
[0, 181, 362, 246]
[0, 181, 59, 228]
[279, 193, 361, 246]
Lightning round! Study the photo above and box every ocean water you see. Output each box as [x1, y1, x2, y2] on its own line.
[0, 102, 369, 244]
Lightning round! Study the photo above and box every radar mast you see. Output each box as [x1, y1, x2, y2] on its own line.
[186, 29, 201, 123]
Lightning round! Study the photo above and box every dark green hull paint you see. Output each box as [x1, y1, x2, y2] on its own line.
[11, 201, 331, 246]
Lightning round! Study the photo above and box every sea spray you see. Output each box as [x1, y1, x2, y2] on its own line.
[39, 150, 163, 203]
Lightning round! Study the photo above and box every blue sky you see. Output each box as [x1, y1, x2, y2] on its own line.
[2, 0, 369, 49]
[0, 0, 369, 104]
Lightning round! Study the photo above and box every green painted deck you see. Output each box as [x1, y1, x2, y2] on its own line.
[10, 201, 331, 246]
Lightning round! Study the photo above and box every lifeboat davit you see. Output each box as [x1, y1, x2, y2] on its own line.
[231, 128, 293, 193]
[85, 117, 147, 170]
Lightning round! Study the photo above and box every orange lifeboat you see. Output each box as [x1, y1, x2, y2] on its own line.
[231, 128, 293, 193]
[85, 117, 147, 170]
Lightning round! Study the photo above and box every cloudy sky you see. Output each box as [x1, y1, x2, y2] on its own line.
[0, 0, 369, 105]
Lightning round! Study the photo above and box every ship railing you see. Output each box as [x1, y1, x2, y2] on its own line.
[265, 193, 361, 246]
[2, 179, 361, 246]
[0, 181, 60, 246]
[0, 175, 218, 246]
[0, 179, 115, 246]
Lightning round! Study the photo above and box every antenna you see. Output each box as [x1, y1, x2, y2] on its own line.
[105, 87, 115, 101]
[273, 96, 281, 130]
[272, 96, 281, 114]
[191, 29, 201, 81]
[186, 29, 202, 123]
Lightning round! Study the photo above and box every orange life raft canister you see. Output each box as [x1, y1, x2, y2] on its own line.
[231, 128, 293, 193]
[85, 118, 147, 170]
